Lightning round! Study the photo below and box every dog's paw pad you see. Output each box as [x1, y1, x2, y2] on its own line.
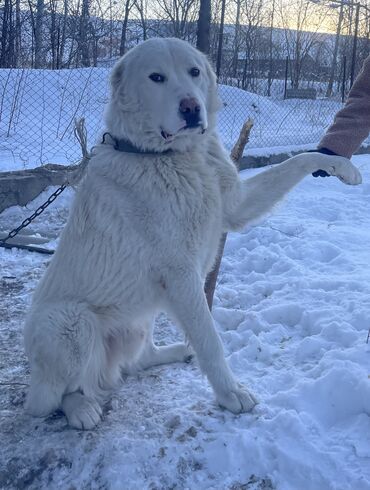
[217, 386, 257, 414]
[183, 344, 195, 363]
[184, 354, 194, 364]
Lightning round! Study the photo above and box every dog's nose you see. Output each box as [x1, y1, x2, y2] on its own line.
[179, 97, 201, 127]
[180, 97, 200, 114]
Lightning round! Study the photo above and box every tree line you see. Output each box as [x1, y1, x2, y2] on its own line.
[0, 0, 369, 94]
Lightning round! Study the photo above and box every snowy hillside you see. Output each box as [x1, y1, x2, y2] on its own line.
[218, 85, 343, 151]
[1, 155, 369, 489]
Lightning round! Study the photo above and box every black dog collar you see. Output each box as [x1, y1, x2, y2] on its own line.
[101, 132, 173, 156]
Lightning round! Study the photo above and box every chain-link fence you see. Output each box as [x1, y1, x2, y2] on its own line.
[1, 50, 369, 169]
[0, 63, 362, 170]
[0, 21, 368, 170]
[0, 67, 110, 169]
[1, 0, 369, 169]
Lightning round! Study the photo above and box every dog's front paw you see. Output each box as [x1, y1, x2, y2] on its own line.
[326, 158, 362, 185]
[68, 398, 102, 430]
[62, 393, 102, 430]
[216, 385, 258, 414]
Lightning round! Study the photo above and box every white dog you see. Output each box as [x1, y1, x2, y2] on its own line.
[24, 37, 361, 429]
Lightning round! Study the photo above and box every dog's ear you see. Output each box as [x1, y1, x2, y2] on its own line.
[110, 58, 125, 95]
[203, 55, 222, 113]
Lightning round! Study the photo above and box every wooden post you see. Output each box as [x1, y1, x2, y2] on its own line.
[204, 118, 254, 310]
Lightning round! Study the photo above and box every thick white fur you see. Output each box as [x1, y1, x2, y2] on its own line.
[24, 38, 362, 429]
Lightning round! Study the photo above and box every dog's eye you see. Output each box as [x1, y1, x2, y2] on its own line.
[149, 73, 165, 83]
[189, 67, 200, 77]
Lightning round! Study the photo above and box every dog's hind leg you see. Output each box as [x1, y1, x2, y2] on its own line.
[24, 302, 102, 424]
[137, 340, 193, 370]
[127, 321, 192, 371]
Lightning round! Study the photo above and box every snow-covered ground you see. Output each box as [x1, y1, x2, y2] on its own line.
[1, 154, 369, 490]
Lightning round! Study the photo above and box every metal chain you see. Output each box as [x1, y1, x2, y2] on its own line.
[0, 183, 67, 244]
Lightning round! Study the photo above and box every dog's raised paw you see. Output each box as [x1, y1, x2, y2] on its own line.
[329, 160, 362, 185]
[216, 386, 258, 414]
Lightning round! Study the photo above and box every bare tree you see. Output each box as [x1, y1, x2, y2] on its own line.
[240, 0, 266, 90]
[0, 0, 16, 67]
[267, 0, 275, 96]
[58, 0, 69, 68]
[196, 0, 211, 53]
[48, 0, 58, 68]
[119, 0, 133, 56]
[325, 3, 344, 97]
[34, 0, 45, 67]
[134, 0, 149, 41]
[209, 0, 222, 59]
[152, 0, 199, 40]
[277, 0, 325, 89]
[230, 0, 242, 78]
[79, 0, 91, 66]
[215, 0, 226, 77]
[15, 0, 22, 66]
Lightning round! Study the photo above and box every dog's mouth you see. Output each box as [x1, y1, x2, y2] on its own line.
[161, 129, 174, 140]
[161, 124, 206, 141]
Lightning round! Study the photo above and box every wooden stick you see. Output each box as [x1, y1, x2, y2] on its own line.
[204, 118, 254, 310]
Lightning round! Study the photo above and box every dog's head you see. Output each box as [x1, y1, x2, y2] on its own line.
[105, 38, 221, 153]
